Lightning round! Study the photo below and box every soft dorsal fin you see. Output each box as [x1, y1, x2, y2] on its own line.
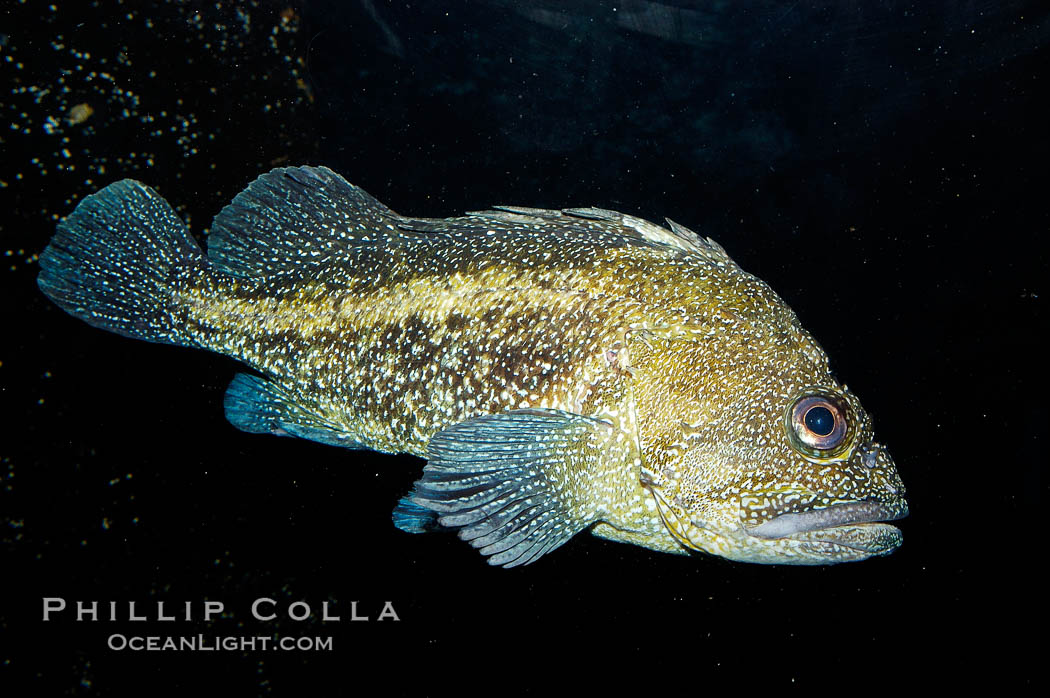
[206, 166, 400, 279]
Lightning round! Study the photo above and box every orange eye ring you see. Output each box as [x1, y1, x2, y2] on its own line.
[786, 393, 850, 456]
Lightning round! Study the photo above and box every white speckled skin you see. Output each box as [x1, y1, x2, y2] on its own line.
[40, 166, 908, 565]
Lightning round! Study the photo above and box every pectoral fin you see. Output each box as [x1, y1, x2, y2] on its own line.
[394, 409, 618, 567]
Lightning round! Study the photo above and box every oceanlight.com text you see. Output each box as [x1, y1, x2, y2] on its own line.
[106, 634, 334, 652]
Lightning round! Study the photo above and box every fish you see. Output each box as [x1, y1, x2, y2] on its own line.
[37, 165, 908, 567]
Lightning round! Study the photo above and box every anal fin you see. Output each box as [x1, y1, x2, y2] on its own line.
[223, 373, 366, 449]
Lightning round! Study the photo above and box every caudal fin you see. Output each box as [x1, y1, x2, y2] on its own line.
[37, 179, 204, 345]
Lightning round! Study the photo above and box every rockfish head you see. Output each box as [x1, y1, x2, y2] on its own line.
[632, 310, 909, 565]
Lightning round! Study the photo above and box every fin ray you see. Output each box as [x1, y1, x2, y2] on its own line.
[207, 166, 400, 279]
[398, 409, 614, 567]
[392, 498, 441, 534]
[223, 373, 366, 449]
[37, 179, 203, 344]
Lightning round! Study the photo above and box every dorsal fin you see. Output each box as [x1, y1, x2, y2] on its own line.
[207, 165, 732, 281]
[206, 166, 401, 279]
[563, 207, 708, 254]
[466, 205, 730, 261]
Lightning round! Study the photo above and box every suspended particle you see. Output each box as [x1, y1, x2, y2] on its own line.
[66, 102, 94, 126]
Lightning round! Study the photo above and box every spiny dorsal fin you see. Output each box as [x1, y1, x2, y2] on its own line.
[206, 166, 400, 279]
[468, 205, 730, 260]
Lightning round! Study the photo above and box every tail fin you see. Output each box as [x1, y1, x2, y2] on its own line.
[37, 179, 204, 345]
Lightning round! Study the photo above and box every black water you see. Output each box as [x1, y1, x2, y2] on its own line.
[3, 1, 1044, 693]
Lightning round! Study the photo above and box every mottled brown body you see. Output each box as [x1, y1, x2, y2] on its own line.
[39, 166, 908, 566]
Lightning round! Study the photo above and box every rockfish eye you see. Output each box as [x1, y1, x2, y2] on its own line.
[787, 394, 849, 455]
[804, 405, 834, 435]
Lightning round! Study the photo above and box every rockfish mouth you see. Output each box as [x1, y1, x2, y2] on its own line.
[745, 500, 908, 554]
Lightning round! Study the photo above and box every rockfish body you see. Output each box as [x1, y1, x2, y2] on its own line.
[38, 166, 908, 567]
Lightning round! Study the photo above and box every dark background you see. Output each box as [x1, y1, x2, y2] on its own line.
[2, 0, 1045, 693]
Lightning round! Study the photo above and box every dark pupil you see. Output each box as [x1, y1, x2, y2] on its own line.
[804, 406, 835, 436]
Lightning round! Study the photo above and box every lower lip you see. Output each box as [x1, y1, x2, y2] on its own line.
[746, 501, 898, 539]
